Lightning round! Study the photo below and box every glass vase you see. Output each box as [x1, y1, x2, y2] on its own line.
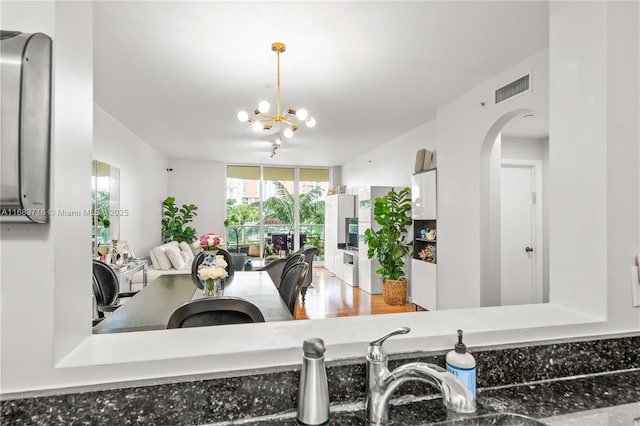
[203, 279, 223, 297]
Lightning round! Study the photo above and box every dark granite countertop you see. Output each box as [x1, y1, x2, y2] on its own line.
[2, 335, 638, 425]
[239, 369, 640, 425]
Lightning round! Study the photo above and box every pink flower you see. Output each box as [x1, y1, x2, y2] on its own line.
[194, 232, 226, 250]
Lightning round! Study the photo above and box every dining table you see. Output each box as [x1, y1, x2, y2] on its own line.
[93, 271, 294, 334]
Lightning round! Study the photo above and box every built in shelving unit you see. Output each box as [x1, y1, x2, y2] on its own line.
[413, 219, 437, 264]
[410, 169, 437, 311]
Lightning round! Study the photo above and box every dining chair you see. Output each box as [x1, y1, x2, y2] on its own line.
[92, 260, 138, 323]
[166, 297, 265, 328]
[281, 253, 305, 279]
[298, 245, 320, 302]
[191, 247, 235, 289]
[278, 262, 309, 315]
[255, 253, 304, 288]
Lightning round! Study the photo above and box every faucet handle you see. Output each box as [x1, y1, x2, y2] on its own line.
[367, 327, 410, 362]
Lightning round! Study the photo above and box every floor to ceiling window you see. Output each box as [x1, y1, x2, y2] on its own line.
[298, 168, 330, 259]
[226, 166, 261, 257]
[226, 165, 330, 261]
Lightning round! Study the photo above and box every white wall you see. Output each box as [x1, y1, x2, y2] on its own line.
[501, 136, 546, 160]
[549, 2, 608, 316]
[481, 134, 503, 306]
[540, 136, 550, 302]
[341, 119, 437, 188]
[167, 159, 227, 239]
[603, 1, 640, 331]
[93, 105, 168, 258]
[0, 2, 638, 397]
[1, 0, 95, 389]
[437, 48, 551, 309]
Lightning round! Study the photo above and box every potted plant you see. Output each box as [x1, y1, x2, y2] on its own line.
[161, 197, 198, 243]
[364, 187, 413, 305]
[224, 208, 251, 271]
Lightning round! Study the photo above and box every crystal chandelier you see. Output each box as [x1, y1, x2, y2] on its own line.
[237, 42, 316, 156]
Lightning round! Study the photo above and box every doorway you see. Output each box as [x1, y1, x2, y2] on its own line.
[479, 110, 549, 307]
[500, 161, 543, 305]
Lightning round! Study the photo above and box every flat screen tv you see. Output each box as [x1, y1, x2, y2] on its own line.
[346, 217, 358, 248]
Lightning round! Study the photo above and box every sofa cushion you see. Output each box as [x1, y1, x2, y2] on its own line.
[179, 241, 194, 264]
[131, 265, 189, 285]
[151, 241, 180, 271]
[166, 245, 188, 270]
[148, 249, 160, 269]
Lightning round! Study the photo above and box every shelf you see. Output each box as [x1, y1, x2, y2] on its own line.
[416, 238, 437, 243]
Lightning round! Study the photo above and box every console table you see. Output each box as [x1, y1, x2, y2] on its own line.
[113, 260, 148, 292]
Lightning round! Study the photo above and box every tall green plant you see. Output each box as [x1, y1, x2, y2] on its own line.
[161, 196, 198, 243]
[363, 187, 413, 281]
[224, 204, 252, 253]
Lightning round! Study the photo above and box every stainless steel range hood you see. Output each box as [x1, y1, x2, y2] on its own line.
[0, 30, 52, 223]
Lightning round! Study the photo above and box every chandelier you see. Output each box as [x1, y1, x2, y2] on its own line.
[237, 42, 316, 156]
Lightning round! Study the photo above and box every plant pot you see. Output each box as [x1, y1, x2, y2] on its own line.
[383, 277, 407, 306]
[231, 253, 247, 271]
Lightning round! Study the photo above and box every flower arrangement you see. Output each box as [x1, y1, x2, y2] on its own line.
[198, 265, 229, 297]
[197, 266, 229, 281]
[193, 232, 226, 251]
[213, 255, 228, 269]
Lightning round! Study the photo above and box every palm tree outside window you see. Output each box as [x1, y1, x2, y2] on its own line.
[226, 166, 329, 261]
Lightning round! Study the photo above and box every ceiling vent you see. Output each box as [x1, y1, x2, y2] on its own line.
[495, 74, 530, 105]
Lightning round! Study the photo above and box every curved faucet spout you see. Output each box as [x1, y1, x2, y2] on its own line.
[368, 362, 476, 425]
[383, 363, 476, 413]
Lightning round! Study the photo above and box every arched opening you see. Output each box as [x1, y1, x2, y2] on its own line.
[479, 109, 549, 307]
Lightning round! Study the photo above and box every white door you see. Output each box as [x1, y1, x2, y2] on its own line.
[500, 165, 540, 305]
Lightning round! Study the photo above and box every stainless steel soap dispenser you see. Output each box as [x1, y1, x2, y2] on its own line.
[0, 31, 52, 223]
[297, 337, 329, 426]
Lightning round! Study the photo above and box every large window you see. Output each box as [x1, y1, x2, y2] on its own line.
[226, 165, 330, 260]
[298, 168, 330, 258]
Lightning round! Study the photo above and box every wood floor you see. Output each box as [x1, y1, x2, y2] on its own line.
[294, 267, 418, 320]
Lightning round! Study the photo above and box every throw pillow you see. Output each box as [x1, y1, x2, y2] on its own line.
[179, 241, 194, 265]
[148, 249, 160, 269]
[165, 246, 187, 270]
[152, 246, 173, 271]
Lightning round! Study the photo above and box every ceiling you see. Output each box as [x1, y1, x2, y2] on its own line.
[94, 1, 549, 167]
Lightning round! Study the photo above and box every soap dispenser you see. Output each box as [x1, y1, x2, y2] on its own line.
[446, 329, 477, 400]
[297, 337, 330, 426]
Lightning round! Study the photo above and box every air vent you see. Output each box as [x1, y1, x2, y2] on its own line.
[495, 74, 530, 104]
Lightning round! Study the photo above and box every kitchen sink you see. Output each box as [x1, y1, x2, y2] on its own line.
[428, 412, 547, 425]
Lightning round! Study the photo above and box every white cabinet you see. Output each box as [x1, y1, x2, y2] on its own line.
[410, 169, 438, 310]
[411, 258, 437, 310]
[357, 186, 393, 294]
[324, 194, 355, 273]
[411, 169, 437, 220]
[341, 250, 358, 287]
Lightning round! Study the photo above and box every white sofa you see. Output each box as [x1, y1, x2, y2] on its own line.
[131, 241, 194, 287]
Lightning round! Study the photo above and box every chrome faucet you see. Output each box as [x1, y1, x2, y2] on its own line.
[365, 327, 476, 425]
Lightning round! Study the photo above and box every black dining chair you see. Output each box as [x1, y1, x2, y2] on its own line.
[281, 253, 305, 280]
[92, 260, 138, 323]
[298, 245, 320, 302]
[254, 253, 304, 289]
[191, 247, 235, 289]
[166, 297, 265, 329]
[278, 262, 309, 315]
